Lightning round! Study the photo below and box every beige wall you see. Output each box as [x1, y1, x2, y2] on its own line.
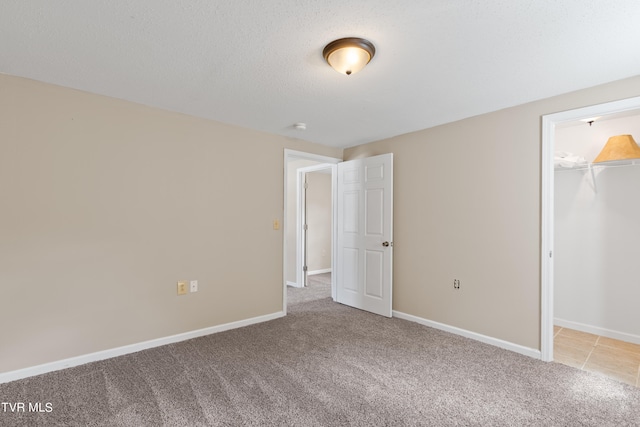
[344, 75, 640, 350]
[0, 74, 341, 373]
[306, 171, 332, 273]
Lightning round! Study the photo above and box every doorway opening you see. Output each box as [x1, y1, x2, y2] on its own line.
[541, 95, 640, 363]
[283, 150, 340, 315]
[296, 164, 335, 291]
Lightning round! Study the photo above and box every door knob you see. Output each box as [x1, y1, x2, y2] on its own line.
[382, 241, 390, 247]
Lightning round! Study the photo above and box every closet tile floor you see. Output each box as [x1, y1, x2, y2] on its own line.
[554, 326, 640, 387]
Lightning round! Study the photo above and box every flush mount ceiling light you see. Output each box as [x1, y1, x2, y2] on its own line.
[323, 37, 375, 76]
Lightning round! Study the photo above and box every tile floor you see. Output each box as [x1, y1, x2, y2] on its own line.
[554, 326, 640, 387]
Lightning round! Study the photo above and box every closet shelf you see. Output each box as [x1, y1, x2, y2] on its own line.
[554, 158, 640, 172]
[555, 159, 640, 194]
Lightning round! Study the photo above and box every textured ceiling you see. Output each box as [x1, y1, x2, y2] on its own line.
[2, 1, 640, 148]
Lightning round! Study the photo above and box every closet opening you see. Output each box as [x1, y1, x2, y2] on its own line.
[541, 96, 640, 387]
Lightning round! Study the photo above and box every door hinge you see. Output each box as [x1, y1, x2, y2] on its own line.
[549, 250, 553, 258]
[303, 224, 308, 230]
[304, 182, 308, 189]
[303, 265, 308, 272]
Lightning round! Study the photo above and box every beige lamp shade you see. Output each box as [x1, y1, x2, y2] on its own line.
[592, 134, 640, 163]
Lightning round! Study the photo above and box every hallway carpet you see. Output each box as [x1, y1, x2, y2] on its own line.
[287, 272, 331, 305]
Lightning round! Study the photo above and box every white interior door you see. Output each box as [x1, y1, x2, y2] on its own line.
[336, 153, 393, 317]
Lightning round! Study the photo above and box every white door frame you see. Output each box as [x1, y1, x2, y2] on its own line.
[540, 95, 640, 362]
[283, 149, 341, 314]
[296, 164, 336, 290]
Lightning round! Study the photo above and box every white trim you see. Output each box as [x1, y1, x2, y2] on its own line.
[330, 163, 338, 302]
[541, 95, 640, 362]
[286, 280, 300, 287]
[555, 318, 640, 345]
[307, 268, 331, 276]
[0, 311, 284, 384]
[393, 310, 541, 360]
[541, 112, 555, 362]
[284, 149, 342, 165]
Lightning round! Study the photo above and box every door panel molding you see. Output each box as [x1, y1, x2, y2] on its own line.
[336, 153, 393, 317]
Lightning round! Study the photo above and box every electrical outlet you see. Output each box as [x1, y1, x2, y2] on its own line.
[453, 279, 461, 289]
[190, 280, 198, 293]
[273, 219, 280, 230]
[177, 281, 188, 295]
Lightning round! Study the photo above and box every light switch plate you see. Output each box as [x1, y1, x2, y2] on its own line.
[177, 281, 188, 295]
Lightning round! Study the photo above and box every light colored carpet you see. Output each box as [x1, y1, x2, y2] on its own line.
[1, 297, 639, 426]
[287, 273, 331, 305]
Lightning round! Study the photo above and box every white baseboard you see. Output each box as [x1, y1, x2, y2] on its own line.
[286, 280, 301, 288]
[393, 310, 541, 360]
[554, 318, 640, 345]
[0, 311, 285, 385]
[308, 268, 331, 276]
